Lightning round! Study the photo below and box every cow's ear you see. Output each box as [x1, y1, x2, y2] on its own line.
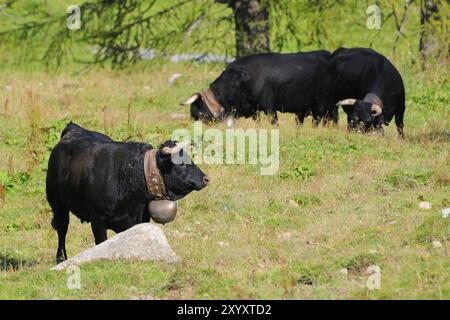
[181, 93, 200, 106]
[156, 149, 173, 170]
[156, 141, 176, 168]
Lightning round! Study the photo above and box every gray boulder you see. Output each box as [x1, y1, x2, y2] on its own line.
[51, 223, 179, 270]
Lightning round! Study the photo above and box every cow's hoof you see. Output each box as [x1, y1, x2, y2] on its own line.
[56, 257, 66, 264]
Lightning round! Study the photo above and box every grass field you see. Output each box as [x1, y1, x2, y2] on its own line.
[0, 57, 448, 299]
[0, 0, 449, 300]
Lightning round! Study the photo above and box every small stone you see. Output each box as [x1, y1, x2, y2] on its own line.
[170, 230, 188, 239]
[168, 73, 182, 86]
[277, 232, 292, 241]
[51, 223, 179, 270]
[418, 201, 432, 210]
[224, 116, 235, 128]
[432, 240, 443, 249]
[441, 207, 450, 219]
[338, 268, 348, 277]
[3, 85, 12, 92]
[217, 241, 228, 248]
[143, 86, 151, 90]
[288, 199, 299, 207]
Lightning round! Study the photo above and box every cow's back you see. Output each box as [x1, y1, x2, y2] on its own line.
[211, 51, 331, 114]
[329, 48, 405, 107]
[225, 51, 330, 83]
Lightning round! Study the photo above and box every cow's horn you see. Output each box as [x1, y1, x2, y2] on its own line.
[172, 140, 190, 153]
[371, 104, 382, 116]
[336, 99, 357, 106]
[182, 93, 200, 105]
[161, 147, 173, 155]
[161, 140, 190, 155]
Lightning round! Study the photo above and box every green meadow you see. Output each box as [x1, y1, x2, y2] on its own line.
[0, 1, 448, 299]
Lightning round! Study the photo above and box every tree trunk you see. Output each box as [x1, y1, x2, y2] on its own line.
[419, 0, 447, 59]
[216, 0, 270, 57]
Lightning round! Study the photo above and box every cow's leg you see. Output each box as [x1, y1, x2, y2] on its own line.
[322, 114, 332, 127]
[395, 112, 404, 139]
[311, 104, 327, 127]
[374, 117, 384, 136]
[259, 91, 278, 125]
[262, 107, 278, 125]
[252, 111, 261, 122]
[325, 105, 339, 127]
[295, 113, 306, 125]
[51, 203, 69, 264]
[347, 114, 357, 132]
[91, 219, 107, 245]
[110, 218, 135, 234]
[312, 112, 322, 127]
[267, 109, 278, 125]
[311, 102, 332, 127]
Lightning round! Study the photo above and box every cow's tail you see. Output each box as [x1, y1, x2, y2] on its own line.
[46, 151, 69, 230]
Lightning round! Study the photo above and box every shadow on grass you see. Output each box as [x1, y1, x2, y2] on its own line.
[0, 253, 37, 272]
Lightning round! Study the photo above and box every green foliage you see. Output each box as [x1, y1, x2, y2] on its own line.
[42, 119, 69, 152]
[294, 264, 329, 286]
[0, 170, 31, 193]
[292, 194, 322, 206]
[1, 250, 37, 272]
[414, 215, 450, 245]
[339, 252, 382, 275]
[384, 168, 432, 189]
[0, 1, 448, 301]
[1, 0, 449, 68]
[280, 165, 315, 179]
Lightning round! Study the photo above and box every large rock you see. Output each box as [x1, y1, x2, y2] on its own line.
[51, 223, 179, 270]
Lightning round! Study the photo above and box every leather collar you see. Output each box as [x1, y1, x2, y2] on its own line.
[144, 149, 168, 200]
[200, 88, 225, 120]
[364, 93, 384, 108]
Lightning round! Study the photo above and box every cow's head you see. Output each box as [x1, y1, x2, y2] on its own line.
[183, 92, 214, 121]
[336, 99, 382, 128]
[182, 89, 225, 122]
[156, 140, 209, 201]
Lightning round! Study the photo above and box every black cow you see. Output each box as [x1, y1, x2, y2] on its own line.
[183, 51, 334, 125]
[46, 122, 208, 263]
[327, 47, 406, 137]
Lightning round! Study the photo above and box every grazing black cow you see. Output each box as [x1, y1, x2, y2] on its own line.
[183, 51, 333, 125]
[46, 122, 208, 263]
[327, 47, 406, 137]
